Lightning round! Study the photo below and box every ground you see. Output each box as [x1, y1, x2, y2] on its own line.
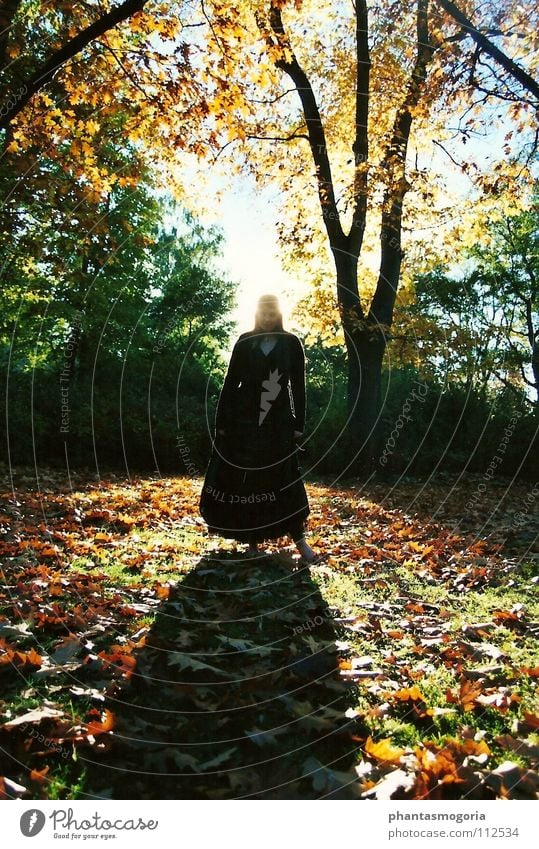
[0, 465, 538, 800]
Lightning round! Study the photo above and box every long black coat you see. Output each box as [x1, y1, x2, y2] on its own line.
[199, 330, 310, 543]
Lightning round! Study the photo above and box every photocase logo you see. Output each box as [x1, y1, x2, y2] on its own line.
[259, 367, 282, 424]
[20, 809, 46, 837]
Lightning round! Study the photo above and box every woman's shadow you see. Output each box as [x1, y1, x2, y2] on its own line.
[81, 549, 364, 799]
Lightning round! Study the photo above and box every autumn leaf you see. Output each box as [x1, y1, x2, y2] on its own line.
[446, 678, 484, 711]
[0, 776, 27, 799]
[364, 736, 406, 765]
[0, 639, 43, 672]
[2, 706, 65, 729]
[85, 709, 115, 736]
[484, 762, 539, 799]
[97, 649, 136, 678]
[520, 712, 539, 731]
[0, 469, 537, 800]
[392, 685, 426, 702]
[474, 689, 521, 712]
[519, 666, 539, 678]
[30, 766, 50, 784]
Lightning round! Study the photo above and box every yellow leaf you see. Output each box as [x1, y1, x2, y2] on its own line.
[365, 736, 405, 765]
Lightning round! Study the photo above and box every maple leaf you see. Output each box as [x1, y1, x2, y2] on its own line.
[85, 709, 115, 736]
[30, 767, 50, 784]
[446, 678, 484, 711]
[412, 744, 467, 799]
[2, 706, 65, 730]
[167, 653, 229, 677]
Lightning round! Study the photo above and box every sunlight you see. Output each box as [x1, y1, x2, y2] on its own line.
[212, 184, 312, 342]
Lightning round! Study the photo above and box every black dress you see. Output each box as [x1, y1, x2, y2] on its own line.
[199, 330, 310, 543]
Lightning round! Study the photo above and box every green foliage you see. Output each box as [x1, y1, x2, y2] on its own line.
[404, 197, 539, 407]
[377, 368, 533, 477]
[0, 152, 237, 470]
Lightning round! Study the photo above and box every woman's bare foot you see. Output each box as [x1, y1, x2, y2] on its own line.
[295, 536, 321, 563]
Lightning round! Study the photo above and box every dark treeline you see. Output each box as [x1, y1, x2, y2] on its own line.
[303, 349, 537, 482]
[2, 307, 537, 482]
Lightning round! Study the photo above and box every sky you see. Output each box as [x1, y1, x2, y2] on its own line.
[196, 175, 311, 344]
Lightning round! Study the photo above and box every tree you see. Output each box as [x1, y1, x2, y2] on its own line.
[401, 199, 539, 406]
[405, 266, 517, 395]
[0, 176, 237, 468]
[0, 0, 149, 132]
[191, 0, 538, 473]
[0, 0, 237, 192]
[468, 202, 539, 405]
[437, 0, 539, 106]
[3, 1, 538, 473]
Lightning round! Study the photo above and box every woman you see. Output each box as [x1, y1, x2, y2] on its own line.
[199, 294, 322, 563]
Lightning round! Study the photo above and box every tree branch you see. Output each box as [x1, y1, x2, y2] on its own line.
[491, 368, 527, 395]
[436, 0, 539, 103]
[246, 129, 309, 143]
[264, 2, 345, 249]
[99, 37, 152, 102]
[0, 0, 150, 132]
[369, 0, 437, 327]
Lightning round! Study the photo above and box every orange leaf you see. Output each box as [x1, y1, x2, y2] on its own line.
[86, 708, 115, 736]
[30, 767, 50, 784]
[94, 532, 113, 542]
[25, 648, 43, 668]
[414, 743, 465, 793]
[446, 678, 483, 711]
[405, 602, 425, 613]
[519, 667, 539, 678]
[97, 650, 136, 677]
[392, 685, 426, 702]
[521, 712, 539, 729]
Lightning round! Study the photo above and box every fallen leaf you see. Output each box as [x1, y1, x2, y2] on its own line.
[365, 736, 405, 765]
[2, 706, 65, 729]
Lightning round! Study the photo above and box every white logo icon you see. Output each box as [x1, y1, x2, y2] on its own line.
[259, 368, 282, 424]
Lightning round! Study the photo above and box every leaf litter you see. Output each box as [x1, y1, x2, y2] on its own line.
[0, 466, 537, 799]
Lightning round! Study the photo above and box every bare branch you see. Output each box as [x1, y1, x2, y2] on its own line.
[245, 130, 309, 142]
[247, 87, 297, 105]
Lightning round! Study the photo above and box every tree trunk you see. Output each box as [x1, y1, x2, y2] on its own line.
[334, 252, 386, 475]
[343, 318, 386, 474]
[532, 338, 539, 409]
